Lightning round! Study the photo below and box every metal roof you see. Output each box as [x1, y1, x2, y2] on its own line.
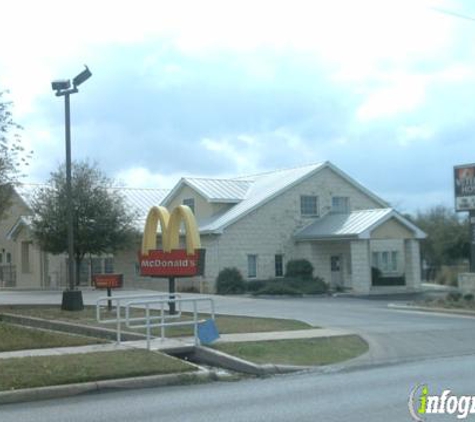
[12, 184, 169, 229]
[118, 187, 169, 219]
[199, 163, 326, 233]
[14, 184, 44, 209]
[294, 208, 426, 240]
[183, 178, 253, 203]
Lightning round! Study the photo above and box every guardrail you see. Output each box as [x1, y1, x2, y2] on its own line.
[124, 297, 215, 349]
[96, 294, 215, 348]
[96, 293, 182, 344]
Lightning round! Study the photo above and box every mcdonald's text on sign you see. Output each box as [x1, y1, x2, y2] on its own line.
[139, 249, 205, 277]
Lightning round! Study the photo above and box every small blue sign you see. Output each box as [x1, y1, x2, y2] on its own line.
[197, 319, 220, 344]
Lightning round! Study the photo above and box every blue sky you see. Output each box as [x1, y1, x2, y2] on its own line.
[1, 0, 475, 214]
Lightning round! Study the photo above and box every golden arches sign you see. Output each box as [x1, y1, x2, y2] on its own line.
[139, 205, 205, 277]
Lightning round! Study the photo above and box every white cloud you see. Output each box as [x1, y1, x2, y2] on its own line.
[397, 125, 434, 147]
[114, 167, 181, 189]
[357, 75, 428, 121]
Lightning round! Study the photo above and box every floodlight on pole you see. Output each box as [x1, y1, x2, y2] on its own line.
[51, 65, 92, 311]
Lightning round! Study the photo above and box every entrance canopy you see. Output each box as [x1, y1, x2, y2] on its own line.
[294, 208, 426, 241]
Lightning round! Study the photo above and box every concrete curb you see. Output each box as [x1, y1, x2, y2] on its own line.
[0, 369, 215, 405]
[193, 346, 310, 376]
[388, 303, 475, 317]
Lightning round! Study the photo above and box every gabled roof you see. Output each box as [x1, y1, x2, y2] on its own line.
[294, 208, 426, 241]
[161, 178, 252, 205]
[118, 187, 169, 219]
[7, 216, 33, 240]
[197, 162, 389, 234]
[199, 163, 327, 233]
[14, 183, 44, 209]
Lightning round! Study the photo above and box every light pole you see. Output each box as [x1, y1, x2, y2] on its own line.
[51, 66, 92, 311]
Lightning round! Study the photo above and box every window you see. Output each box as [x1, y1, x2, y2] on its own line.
[332, 196, 350, 213]
[372, 251, 398, 273]
[21, 242, 31, 273]
[247, 254, 257, 278]
[0, 253, 3, 264]
[300, 195, 318, 216]
[183, 198, 195, 214]
[104, 257, 114, 274]
[6, 252, 11, 264]
[275, 254, 284, 277]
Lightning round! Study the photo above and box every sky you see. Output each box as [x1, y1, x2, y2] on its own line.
[1, 0, 475, 215]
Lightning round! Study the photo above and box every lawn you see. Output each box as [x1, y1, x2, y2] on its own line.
[0, 350, 196, 391]
[211, 335, 369, 366]
[0, 322, 104, 352]
[0, 305, 315, 337]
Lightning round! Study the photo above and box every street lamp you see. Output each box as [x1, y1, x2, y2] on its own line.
[51, 65, 92, 311]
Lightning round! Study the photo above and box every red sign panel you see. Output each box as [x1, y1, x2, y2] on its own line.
[139, 249, 205, 277]
[93, 274, 123, 289]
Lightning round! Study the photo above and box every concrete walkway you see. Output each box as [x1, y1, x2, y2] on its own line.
[0, 328, 352, 360]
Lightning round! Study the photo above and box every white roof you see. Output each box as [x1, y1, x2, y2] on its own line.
[118, 187, 169, 219]
[195, 162, 390, 233]
[294, 208, 426, 240]
[162, 178, 252, 204]
[12, 184, 169, 230]
[199, 163, 327, 233]
[14, 183, 43, 209]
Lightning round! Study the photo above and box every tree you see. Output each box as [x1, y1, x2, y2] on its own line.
[412, 205, 470, 269]
[0, 91, 31, 219]
[31, 161, 138, 285]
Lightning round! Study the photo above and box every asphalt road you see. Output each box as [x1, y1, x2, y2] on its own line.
[1, 354, 474, 421]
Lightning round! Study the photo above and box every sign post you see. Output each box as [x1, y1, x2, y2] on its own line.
[454, 164, 475, 272]
[139, 205, 205, 314]
[93, 274, 123, 311]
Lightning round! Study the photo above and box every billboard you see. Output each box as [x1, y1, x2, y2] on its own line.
[454, 164, 475, 211]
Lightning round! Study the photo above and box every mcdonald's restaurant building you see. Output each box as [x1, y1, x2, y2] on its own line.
[0, 162, 426, 294]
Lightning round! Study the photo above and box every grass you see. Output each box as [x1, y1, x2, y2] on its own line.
[211, 335, 369, 366]
[0, 305, 315, 337]
[0, 350, 196, 391]
[415, 295, 475, 312]
[0, 322, 104, 352]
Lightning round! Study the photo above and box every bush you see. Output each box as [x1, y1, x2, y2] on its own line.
[249, 276, 328, 296]
[216, 267, 245, 295]
[252, 282, 302, 296]
[299, 277, 328, 294]
[447, 291, 462, 302]
[435, 267, 459, 287]
[246, 279, 266, 293]
[464, 293, 474, 302]
[285, 259, 314, 279]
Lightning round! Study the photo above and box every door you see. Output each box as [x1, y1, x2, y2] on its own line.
[330, 255, 343, 288]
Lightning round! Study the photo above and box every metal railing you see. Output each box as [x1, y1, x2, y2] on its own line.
[96, 294, 215, 349]
[124, 297, 215, 349]
[96, 293, 182, 344]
